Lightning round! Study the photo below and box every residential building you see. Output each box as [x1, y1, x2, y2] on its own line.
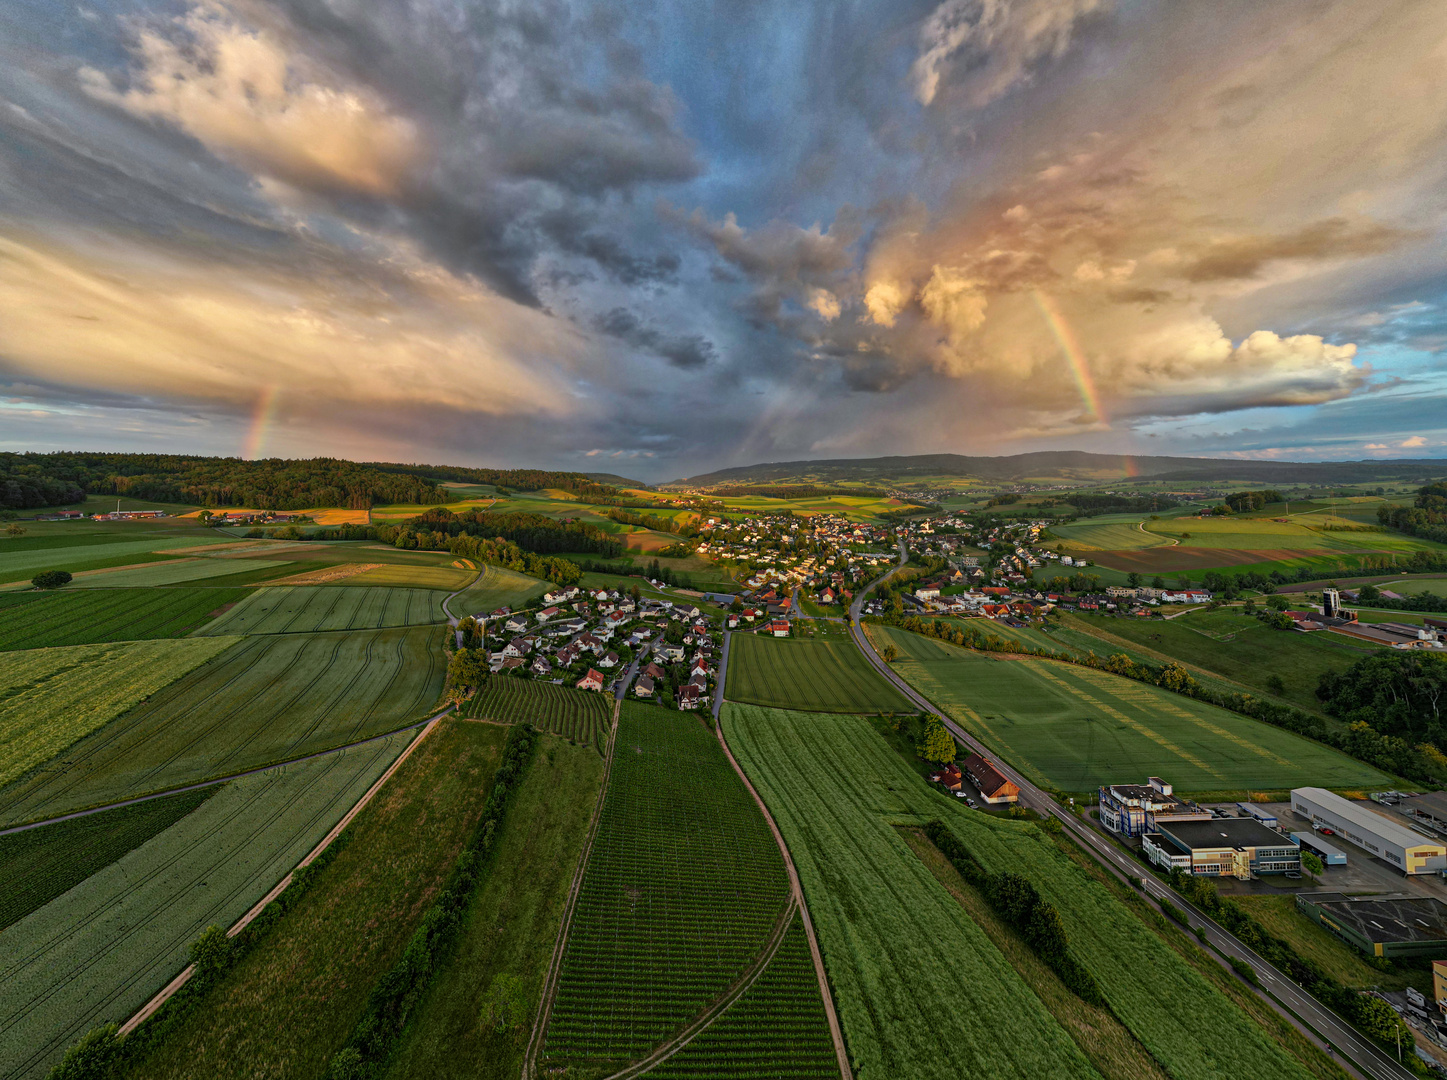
[634, 675, 655, 697]
[961, 753, 1019, 804]
[576, 668, 606, 692]
[1297, 893, 1447, 960]
[929, 763, 963, 791]
[1291, 787, 1447, 875]
[1144, 819, 1301, 879]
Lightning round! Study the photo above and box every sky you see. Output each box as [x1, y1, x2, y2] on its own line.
[2, 0, 1446, 481]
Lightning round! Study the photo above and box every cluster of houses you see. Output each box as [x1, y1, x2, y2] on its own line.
[698, 513, 896, 598]
[480, 584, 724, 709]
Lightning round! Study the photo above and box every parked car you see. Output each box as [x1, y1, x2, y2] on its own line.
[966, 798, 977, 808]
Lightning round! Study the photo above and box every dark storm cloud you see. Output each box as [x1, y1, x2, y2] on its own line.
[593, 308, 715, 369]
[1183, 218, 1413, 283]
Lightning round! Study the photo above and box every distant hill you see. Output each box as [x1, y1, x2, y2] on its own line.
[669, 452, 1447, 488]
[583, 472, 650, 489]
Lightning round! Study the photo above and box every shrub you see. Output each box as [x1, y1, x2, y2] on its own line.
[32, 570, 72, 589]
[1230, 957, 1259, 985]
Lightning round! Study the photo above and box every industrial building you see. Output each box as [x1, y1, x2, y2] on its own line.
[1291, 788, 1447, 875]
[1297, 893, 1447, 959]
[1143, 819, 1301, 879]
[1237, 802, 1278, 828]
[1400, 791, 1447, 836]
[1290, 832, 1348, 866]
[1097, 777, 1211, 838]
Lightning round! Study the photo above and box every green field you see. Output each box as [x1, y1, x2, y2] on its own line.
[0, 637, 240, 792]
[646, 916, 839, 1080]
[384, 738, 607, 1080]
[722, 704, 1101, 1080]
[724, 704, 1323, 1080]
[0, 588, 245, 649]
[1061, 610, 1379, 714]
[0, 788, 215, 932]
[725, 632, 912, 713]
[339, 563, 477, 590]
[0, 626, 445, 827]
[872, 625, 1392, 794]
[69, 558, 294, 588]
[0, 535, 227, 582]
[452, 564, 551, 613]
[463, 678, 612, 749]
[1382, 576, 1447, 597]
[123, 721, 507, 1080]
[0, 732, 411, 1080]
[541, 705, 792, 1072]
[198, 585, 448, 635]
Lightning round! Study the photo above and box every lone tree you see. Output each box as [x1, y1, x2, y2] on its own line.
[916, 714, 956, 765]
[1300, 850, 1325, 877]
[5, 524, 25, 537]
[879, 642, 899, 664]
[31, 570, 72, 590]
[446, 648, 489, 703]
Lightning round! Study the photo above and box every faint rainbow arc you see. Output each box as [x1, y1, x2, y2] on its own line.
[243, 386, 279, 460]
[1031, 289, 1106, 425]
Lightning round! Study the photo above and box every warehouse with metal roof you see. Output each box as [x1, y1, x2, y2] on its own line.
[1291, 787, 1447, 876]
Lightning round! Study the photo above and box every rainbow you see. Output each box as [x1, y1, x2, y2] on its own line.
[1032, 289, 1106, 425]
[242, 385, 279, 460]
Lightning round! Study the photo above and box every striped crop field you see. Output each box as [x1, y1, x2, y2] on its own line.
[723, 703, 1100, 1080]
[463, 678, 611, 749]
[724, 704, 1321, 1080]
[0, 588, 245, 650]
[0, 731, 412, 1080]
[646, 915, 839, 1080]
[0, 638, 240, 794]
[69, 559, 295, 588]
[197, 586, 449, 635]
[0, 787, 215, 933]
[871, 624, 1391, 794]
[0, 626, 445, 827]
[541, 705, 793, 1073]
[725, 632, 912, 714]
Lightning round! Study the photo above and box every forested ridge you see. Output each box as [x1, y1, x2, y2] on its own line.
[0, 453, 618, 511]
[1380, 481, 1447, 545]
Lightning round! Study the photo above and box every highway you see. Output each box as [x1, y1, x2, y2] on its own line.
[846, 541, 1413, 1080]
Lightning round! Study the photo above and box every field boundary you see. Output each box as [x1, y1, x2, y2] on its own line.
[523, 695, 622, 1079]
[714, 711, 852, 1080]
[115, 716, 443, 1037]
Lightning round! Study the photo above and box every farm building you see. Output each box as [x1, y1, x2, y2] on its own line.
[1297, 893, 1447, 960]
[1291, 788, 1447, 875]
[1097, 777, 1210, 838]
[929, 763, 963, 791]
[1143, 819, 1300, 879]
[961, 754, 1018, 804]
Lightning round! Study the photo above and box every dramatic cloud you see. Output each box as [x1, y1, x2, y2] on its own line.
[2, 0, 1446, 474]
[912, 0, 1107, 107]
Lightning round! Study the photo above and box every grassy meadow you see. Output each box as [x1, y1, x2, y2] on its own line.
[384, 737, 607, 1080]
[726, 632, 913, 714]
[453, 564, 551, 613]
[870, 624, 1391, 795]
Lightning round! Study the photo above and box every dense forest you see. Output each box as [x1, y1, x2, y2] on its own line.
[0, 452, 626, 512]
[1318, 652, 1447, 746]
[407, 507, 623, 557]
[1379, 481, 1447, 545]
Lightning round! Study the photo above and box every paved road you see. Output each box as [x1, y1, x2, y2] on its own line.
[712, 631, 731, 719]
[614, 633, 662, 701]
[846, 547, 1410, 1080]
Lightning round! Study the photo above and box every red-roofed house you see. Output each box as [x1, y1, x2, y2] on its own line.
[576, 668, 605, 692]
[962, 753, 1019, 804]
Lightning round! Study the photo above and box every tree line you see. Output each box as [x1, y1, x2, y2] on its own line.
[1379, 481, 1447, 546]
[408, 507, 623, 557]
[605, 507, 697, 537]
[0, 452, 449, 510]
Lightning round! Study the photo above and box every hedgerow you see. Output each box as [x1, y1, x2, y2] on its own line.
[320, 723, 538, 1079]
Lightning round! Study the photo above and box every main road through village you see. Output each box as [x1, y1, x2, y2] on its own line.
[844, 540, 1414, 1080]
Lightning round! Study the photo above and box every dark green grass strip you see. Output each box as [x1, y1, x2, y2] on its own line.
[0, 787, 216, 932]
[0, 589, 247, 650]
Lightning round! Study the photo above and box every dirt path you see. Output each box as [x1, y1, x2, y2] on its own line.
[116, 716, 443, 1037]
